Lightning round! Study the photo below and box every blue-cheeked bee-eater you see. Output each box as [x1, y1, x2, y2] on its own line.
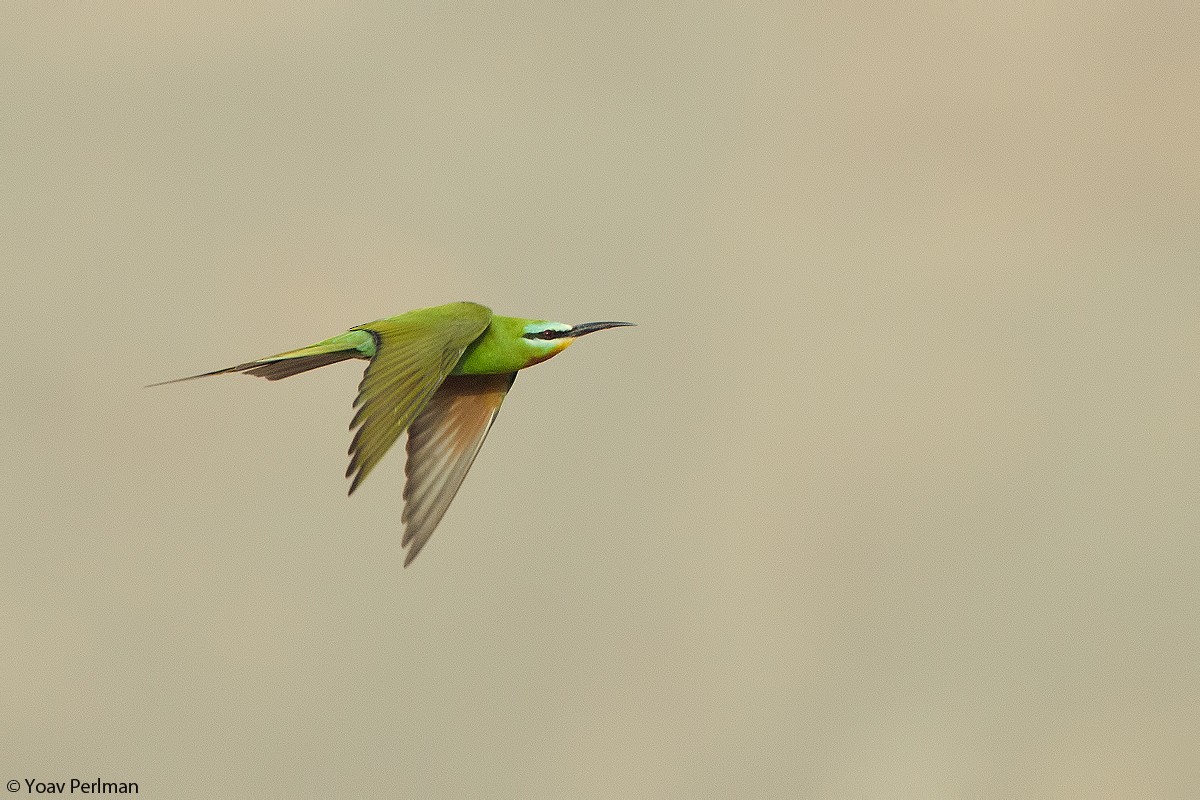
[152, 302, 633, 565]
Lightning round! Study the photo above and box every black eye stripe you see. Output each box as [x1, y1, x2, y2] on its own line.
[524, 328, 568, 340]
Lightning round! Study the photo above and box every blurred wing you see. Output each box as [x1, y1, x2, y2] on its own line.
[346, 308, 492, 494]
[400, 372, 516, 566]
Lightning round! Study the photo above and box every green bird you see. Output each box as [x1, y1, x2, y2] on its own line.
[152, 302, 633, 565]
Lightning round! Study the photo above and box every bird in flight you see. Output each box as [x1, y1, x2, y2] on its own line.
[152, 302, 633, 565]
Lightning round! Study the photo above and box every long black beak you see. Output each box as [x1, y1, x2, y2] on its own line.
[567, 321, 636, 338]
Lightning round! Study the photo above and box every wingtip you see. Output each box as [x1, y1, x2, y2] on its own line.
[346, 458, 365, 494]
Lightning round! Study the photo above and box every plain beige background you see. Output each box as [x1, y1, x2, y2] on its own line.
[3, 4, 1197, 798]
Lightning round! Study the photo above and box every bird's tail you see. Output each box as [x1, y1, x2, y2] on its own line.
[147, 332, 371, 387]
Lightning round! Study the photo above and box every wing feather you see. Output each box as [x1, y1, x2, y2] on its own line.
[345, 304, 492, 494]
[400, 372, 516, 565]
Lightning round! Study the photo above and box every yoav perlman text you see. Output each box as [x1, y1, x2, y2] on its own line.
[14, 778, 137, 794]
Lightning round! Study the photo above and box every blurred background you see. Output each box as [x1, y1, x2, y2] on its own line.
[2, 4, 1197, 797]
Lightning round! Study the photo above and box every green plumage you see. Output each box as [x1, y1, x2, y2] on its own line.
[152, 302, 633, 566]
[345, 303, 493, 493]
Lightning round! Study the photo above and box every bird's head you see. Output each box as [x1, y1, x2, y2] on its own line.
[519, 319, 635, 366]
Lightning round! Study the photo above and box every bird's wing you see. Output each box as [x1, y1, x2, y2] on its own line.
[346, 307, 492, 494]
[400, 372, 516, 566]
